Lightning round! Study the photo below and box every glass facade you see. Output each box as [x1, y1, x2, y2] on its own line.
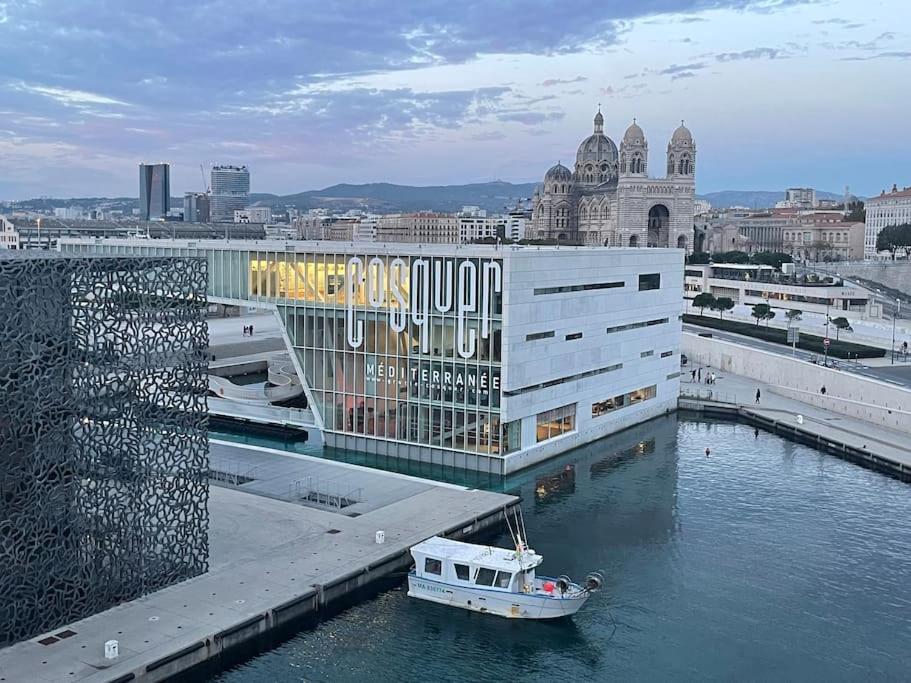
[71, 243, 509, 455]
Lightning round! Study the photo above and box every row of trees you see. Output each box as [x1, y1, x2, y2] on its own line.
[875, 224, 911, 260]
[686, 250, 794, 269]
[692, 296, 854, 338]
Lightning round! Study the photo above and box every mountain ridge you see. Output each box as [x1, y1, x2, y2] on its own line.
[2, 183, 858, 215]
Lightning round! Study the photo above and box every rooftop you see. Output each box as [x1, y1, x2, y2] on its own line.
[411, 535, 542, 571]
[58, 237, 685, 256]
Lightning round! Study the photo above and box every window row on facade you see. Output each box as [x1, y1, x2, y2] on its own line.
[591, 385, 657, 418]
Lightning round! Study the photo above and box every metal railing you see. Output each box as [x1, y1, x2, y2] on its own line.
[288, 476, 363, 511]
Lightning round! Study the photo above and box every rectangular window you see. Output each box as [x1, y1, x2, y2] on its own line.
[495, 571, 513, 589]
[638, 273, 661, 291]
[606, 318, 668, 334]
[592, 385, 657, 417]
[425, 557, 442, 576]
[565, 332, 583, 341]
[534, 281, 623, 295]
[661, 350, 674, 358]
[475, 567, 496, 586]
[641, 350, 654, 358]
[454, 563, 470, 581]
[504, 363, 621, 398]
[536, 403, 576, 443]
[525, 330, 555, 341]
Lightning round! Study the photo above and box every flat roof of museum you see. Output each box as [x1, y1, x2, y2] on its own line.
[58, 237, 684, 256]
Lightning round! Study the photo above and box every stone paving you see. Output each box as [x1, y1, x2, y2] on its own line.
[0, 449, 515, 682]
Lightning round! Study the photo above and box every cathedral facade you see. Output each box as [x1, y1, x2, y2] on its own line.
[531, 110, 696, 251]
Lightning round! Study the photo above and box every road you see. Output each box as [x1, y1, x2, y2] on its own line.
[683, 323, 911, 388]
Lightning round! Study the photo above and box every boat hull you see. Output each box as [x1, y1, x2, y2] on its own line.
[407, 573, 589, 619]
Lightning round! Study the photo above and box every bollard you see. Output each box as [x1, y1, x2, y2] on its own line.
[796, 415, 804, 425]
[105, 639, 119, 660]
[375, 530, 385, 544]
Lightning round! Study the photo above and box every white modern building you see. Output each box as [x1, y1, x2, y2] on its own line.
[865, 184, 911, 258]
[775, 187, 817, 209]
[59, 238, 684, 474]
[0, 216, 20, 250]
[235, 207, 271, 224]
[684, 263, 872, 316]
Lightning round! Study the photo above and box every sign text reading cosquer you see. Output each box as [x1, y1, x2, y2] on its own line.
[346, 257, 502, 359]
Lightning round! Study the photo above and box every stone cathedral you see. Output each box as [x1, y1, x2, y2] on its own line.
[531, 110, 696, 251]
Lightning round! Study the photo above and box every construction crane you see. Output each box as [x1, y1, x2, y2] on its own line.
[200, 164, 210, 194]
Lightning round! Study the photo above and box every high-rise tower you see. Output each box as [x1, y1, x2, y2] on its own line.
[210, 165, 250, 223]
[139, 163, 170, 220]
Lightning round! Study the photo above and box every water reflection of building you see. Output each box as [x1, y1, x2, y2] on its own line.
[510, 415, 680, 545]
[61, 239, 683, 474]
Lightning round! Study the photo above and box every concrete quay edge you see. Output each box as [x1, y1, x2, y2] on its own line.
[0, 487, 519, 683]
[680, 398, 911, 480]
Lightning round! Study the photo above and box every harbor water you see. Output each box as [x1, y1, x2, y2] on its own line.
[212, 415, 911, 681]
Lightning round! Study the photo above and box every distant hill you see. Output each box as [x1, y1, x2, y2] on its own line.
[250, 181, 539, 214]
[3, 185, 863, 215]
[696, 189, 852, 210]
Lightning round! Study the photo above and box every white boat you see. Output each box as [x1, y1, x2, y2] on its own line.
[407, 534, 602, 620]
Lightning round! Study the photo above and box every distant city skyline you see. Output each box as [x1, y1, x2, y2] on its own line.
[1, 0, 908, 199]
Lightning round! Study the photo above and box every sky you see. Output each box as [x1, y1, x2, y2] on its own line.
[0, 0, 908, 199]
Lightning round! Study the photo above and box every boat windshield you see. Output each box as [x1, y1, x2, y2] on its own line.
[495, 571, 512, 589]
[475, 568, 496, 586]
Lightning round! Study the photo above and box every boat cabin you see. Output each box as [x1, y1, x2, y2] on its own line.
[410, 536, 543, 594]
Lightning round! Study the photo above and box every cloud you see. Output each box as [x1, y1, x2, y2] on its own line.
[671, 72, 698, 80]
[660, 62, 707, 75]
[840, 51, 911, 61]
[13, 83, 130, 108]
[715, 47, 785, 61]
[540, 76, 587, 87]
[496, 111, 565, 125]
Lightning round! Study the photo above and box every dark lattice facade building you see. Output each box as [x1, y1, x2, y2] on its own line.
[0, 252, 209, 646]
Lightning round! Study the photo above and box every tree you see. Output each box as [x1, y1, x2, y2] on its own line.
[686, 251, 711, 264]
[875, 224, 911, 260]
[846, 200, 865, 223]
[712, 250, 750, 264]
[752, 303, 773, 326]
[693, 293, 716, 316]
[785, 309, 802, 323]
[711, 296, 735, 319]
[831, 316, 853, 340]
[750, 251, 793, 270]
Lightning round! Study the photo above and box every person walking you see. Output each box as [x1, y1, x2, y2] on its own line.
[820, 385, 827, 395]
[710, 372, 716, 384]
[697, 368, 702, 383]
[249, 323, 254, 336]
[755, 388, 761, 404]
[691, 369, 696, 382]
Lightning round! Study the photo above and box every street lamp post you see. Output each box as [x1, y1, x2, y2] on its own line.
[892, 298, 901, 365]
[824, 298, 831, 366]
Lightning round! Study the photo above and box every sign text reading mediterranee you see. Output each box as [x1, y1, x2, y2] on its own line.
[345, 257, 502, 359]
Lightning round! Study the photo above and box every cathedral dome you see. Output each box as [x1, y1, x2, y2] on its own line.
[544, 162, 572, 182]
[575, 132, 619, 167]
[623, 120, 645, 145]
[671, 122, 693, 144]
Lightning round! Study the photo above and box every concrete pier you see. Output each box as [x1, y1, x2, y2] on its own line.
[0, 444, 518, 682]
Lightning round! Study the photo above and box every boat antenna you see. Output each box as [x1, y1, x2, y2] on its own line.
[504, 508, 519, 550]
[519, 508, 529, 551]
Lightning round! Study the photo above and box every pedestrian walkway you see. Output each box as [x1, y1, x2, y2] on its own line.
[681, 366, 911, 471]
